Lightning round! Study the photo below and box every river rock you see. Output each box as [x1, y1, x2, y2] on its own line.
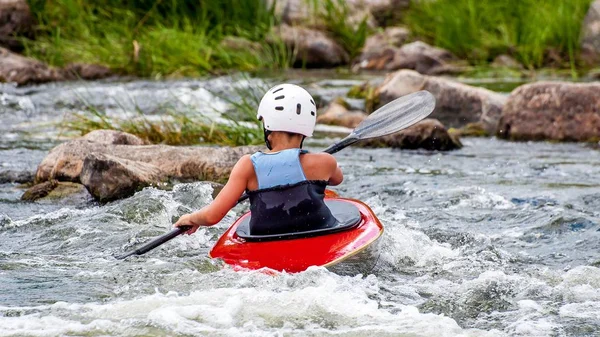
[80, 153, 166, 202]
[355, 41, 461, 75]
[0, 169, 34, 183]
[0, 0, 33, 52]
[348, 0, 410, 26]
[0, 47, 63, 85]
[81, 130, 148, 145]
[360, 118, 462, 151]
[270, 24, 349, 67]
[497, 82, 600, 142]
[62, 63, 112, 81]
[581, 0, 600, 65]
[32, 131, 262, 201]
[317, 100, 368, 128]
[377, 69, 507, 133]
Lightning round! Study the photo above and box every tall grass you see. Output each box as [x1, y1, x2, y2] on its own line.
[24, 0, 291, 77]
[405, 0, 593, 70]
[320, 0, 369, 59]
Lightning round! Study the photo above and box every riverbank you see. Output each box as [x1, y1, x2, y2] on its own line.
[1, 0, 599, 84]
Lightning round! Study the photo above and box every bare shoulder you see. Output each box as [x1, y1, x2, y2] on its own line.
[230, 154, 254, 177]
[303, 152, 337, 170]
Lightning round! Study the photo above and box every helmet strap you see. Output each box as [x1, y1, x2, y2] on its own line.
[263, 128, 273, 150]
[300, 136, 305, 149]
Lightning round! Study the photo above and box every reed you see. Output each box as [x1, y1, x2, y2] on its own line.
[405, 0, 593, 69]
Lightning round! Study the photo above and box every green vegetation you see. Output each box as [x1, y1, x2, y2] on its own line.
[25, 0, 291, 77]
[320, 0, 370, 59]
[62, 83, 265, 146]
[405, 0, 593, 71]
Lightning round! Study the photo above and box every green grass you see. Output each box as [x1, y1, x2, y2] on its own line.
[24, 0, 291, 77]
[61, 81, 266, 146]
[405, 0, 593, 71]
[319, 0, 370, 59]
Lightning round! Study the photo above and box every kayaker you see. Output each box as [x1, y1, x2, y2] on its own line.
[175, 84, 343, 235]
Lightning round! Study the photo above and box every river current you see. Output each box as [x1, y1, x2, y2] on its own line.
[1, 76, 599, 336]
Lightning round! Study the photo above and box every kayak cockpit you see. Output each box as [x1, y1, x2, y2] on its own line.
[235, 200, 361, 241]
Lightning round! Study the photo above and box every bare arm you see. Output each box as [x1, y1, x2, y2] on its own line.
[174, 155, 252, 234]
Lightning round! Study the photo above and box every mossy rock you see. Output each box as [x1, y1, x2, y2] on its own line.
[347, 82, 379, 114]
[449, 123, 490, 138]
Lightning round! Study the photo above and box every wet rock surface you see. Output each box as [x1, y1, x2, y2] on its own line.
[497, 82, 600, 142]
[377, 70, 507, 133]
[360, 118, 462, 151]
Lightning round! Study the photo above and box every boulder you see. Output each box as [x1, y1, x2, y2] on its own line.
[80, 153, 166, 202]
[497, 82, 600, 142]
[270, 24, 349, 67]
[266, 0, 406, 28]
[317, 100, 368, 128]
[0, 47, 63, 85]
[0, 0, 33, 52]
[347, 0, 410, 26]
[360, 119, 462, 151]
[377, 70, 507, 133]
[355, 41, 462, 75]
[32, 131, 262, 201]
[581, 0, 600, 66]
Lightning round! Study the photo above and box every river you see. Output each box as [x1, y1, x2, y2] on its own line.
[1, 75, 599, 336]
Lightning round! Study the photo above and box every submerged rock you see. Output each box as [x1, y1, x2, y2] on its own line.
[21, 181, 91, 202]
[377, 69, 507, 133]
[0, 169, 34, 183]
[581, 0, 600, 66]
[32, 131, 262, 201]
[355, 41, 462, 75]
[270, 24, 349, 67]
[0, 0, 33, 52]
[497, 82, 600, 142]
[360, 118, 462, 151]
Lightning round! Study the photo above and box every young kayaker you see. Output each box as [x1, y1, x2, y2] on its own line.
[174, 84, 343, 235]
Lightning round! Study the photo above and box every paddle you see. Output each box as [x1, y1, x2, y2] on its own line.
[114, 90, 436, 260]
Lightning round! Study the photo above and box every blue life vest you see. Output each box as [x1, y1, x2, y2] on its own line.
[247, 149, 337, 235]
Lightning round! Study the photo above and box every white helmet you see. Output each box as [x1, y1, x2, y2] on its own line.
[257, 84, 317, 137]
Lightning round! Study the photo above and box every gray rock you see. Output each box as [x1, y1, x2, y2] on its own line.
[270, 24, 349, 67]
[581, 0, 600, 66]
[377, 70, 507, 133]
[0, 47, 63, 85]
[0, 0, 33, 52]
[355, 41, 463, 75]
[497, 82, 600, 142]
[0, 169, 34, 183]
[82, 130, 148, 145]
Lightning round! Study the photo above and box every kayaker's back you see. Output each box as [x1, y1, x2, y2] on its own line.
[247, 149, 338, 235]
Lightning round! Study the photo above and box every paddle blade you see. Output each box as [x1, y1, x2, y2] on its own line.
[353, 90, 436, 140]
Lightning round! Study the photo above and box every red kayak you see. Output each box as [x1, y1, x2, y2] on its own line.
[209, 192, 383, 273]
